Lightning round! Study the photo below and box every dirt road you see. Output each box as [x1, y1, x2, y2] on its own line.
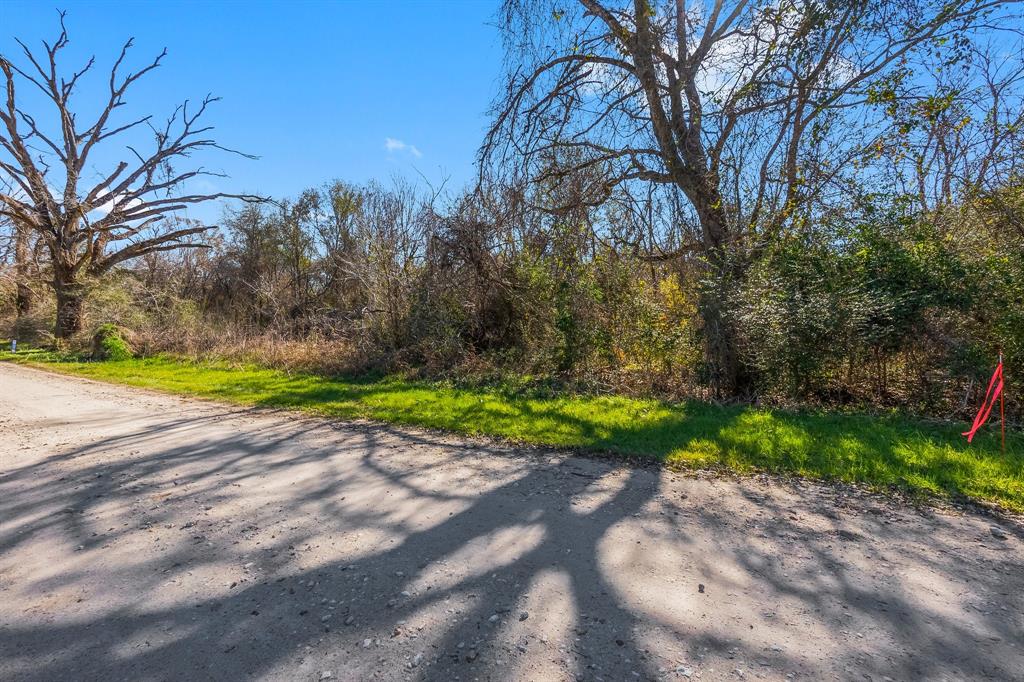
[0, 363, 1021, 681]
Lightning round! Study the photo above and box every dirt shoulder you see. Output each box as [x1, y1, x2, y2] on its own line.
[1, 362, 1021, 681]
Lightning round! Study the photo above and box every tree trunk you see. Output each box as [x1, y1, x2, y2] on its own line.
[54, 280, 86, 340]
[698, 280, 744, 399]
[691, 192, 749, 400]
[14, 223, 32, 316]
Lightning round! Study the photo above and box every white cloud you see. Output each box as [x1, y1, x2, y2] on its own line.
[384, 137, 422, 158]
[91, 187, 144, 218]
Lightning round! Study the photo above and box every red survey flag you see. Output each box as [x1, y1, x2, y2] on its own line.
[963, 360, 1003, 443]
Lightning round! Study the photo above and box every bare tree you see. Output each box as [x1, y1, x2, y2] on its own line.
[0, 14, 263, 339]
[878, 42, 1024, 217]
[12, 219, 32, 317]
[300, 180, 364, 314]
[0, 174, 36, 325]
[484, 0, 1019, 396]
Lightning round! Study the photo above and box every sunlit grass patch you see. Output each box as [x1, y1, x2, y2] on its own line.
[4, 351, 1021, 512]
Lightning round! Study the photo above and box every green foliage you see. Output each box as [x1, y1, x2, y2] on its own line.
[502, 246, 697, 385]
[735, 195, 1021, 413]
[91, 324, 133, 361]
[736, 238, 857, 396]
[968, 184, 1024, 381]
[84, 274, 149, 330]
[849, 216, 971, 352]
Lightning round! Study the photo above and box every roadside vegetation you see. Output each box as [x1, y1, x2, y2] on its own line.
[2, 7, 1023, 510]
[4, 350, 1021, 512]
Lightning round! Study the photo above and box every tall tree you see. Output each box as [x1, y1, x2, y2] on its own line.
[0, 175, 33, 317]
[13, 219, 32, 317]
[0, 14, 262, 339]
[485, 0, 1017, 396]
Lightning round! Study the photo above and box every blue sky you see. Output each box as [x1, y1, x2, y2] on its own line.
[1, 0, 504, 221]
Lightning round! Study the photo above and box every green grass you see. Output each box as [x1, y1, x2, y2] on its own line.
[4, 350, 1022, 512]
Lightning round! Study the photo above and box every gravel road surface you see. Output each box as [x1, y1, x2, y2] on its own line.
[1, 362, 1021, 681]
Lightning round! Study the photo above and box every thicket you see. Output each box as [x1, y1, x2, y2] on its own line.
[3, 177, 1020, 421]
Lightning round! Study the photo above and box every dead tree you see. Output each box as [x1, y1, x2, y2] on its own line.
[0, 175, 32, 317]
[0, 14, 263, 339]
[484, 0, 1018, 397]
[13, 219, 32, 316]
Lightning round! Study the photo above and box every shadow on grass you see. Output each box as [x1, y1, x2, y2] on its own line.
[239, 368, 1024, 512]
[7, 353, 1023, 512]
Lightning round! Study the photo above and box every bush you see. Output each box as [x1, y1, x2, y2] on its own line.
[91, 324, 133, 361]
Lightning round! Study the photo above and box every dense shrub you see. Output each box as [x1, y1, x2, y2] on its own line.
[91, 324, 133, 361]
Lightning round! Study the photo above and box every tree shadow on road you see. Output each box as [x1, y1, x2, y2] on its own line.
[1, 407, 1021, 680]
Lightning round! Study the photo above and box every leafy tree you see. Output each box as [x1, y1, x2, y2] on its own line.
[485, 0, 1017, 396]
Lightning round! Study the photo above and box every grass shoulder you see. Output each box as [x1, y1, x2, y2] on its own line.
[3, 350, 1021, 513]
